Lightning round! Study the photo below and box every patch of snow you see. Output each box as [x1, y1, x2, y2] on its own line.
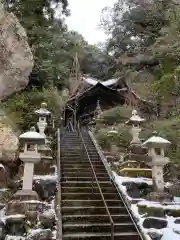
[42, 209, 55, 218]
[103, 78, 118, 86]
[5, 236, 25, 240]
[129, 115, 145, 123]
[148, 228, 163, 235]
[21, 200, 42, 204]
[84, 77, 98, 86]
[35, 108, 51, 115]
[113, 162, 120, 166]
[52, 230, 56, 239]
[33, 175, 57, 180]
[113, 171, 152, 185]
[138, 200, 180, 211]
[131, 204, 151, 240]
[83, 77, 119, 87]
[161, 228, 180, 240]
[0, 188, 8, 192]
[28, 228, 43, 236]
[4, 214, 26, 220]
[165, 182, 173, 188]
[0, 163, 5, 170]
[50, 199, 55, 209]
[0, 207, 6, 223]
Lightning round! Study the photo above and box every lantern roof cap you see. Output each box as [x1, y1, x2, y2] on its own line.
[126, 110, 145, 124]
[107, 127, 118, 135]
[35, 102, 51, 115]
[19, 127, 45, 141]
[142, 132, 171, 147]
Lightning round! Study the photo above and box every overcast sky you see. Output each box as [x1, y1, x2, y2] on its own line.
[66, 0, 115, 44]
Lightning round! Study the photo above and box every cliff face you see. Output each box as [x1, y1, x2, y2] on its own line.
[0, 2, 33, 161]
[0, 4, 33, 100]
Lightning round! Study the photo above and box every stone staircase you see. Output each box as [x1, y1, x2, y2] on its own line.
[60, 130, 143, 240]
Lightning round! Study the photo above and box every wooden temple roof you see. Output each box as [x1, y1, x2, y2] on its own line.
[65, 75, 151, 122]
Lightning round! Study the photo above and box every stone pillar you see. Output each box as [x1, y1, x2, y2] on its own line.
[131, 126, 142, 144]
[22, 162, 34, 190]
[152, 165, 164, 192]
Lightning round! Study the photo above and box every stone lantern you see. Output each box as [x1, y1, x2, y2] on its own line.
[15, 127, 45, 200]
[126, 109, 145, 144]
[95, 99, 103, 120]
[35, 102, 51, 137]
[142, 132, 171, 193]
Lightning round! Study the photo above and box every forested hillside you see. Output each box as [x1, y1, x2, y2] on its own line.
[101, 0, 180, 117]
[3, 0, 180, 132]
[3, 0, 114, 130]
[93, 0, 180, 178]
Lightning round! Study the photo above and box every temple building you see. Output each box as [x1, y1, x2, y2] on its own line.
[64, 75, 150, 126]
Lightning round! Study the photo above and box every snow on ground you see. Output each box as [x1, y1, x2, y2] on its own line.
[113, 171, 152, 185]
[5, 236, 25, 240]
[113, 171, 180, 239]
[138, 200, 180, 210]
[28, 229, 42, 236]
[113, 171, 152, 202]
[33, 174, 57, 180]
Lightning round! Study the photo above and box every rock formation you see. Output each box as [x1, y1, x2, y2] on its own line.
[0, 119, 19, 162]
[0, 1, 33, 100]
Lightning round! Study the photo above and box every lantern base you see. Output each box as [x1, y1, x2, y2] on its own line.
[146, 192, 173, 203]
[12, 189, 39, 201]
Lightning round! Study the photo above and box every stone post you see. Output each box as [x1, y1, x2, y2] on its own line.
[14, 127, 45, 200]
[142, 132, 171, 193]
[126, 110, 145, 144]
[0, 1, 5, 19]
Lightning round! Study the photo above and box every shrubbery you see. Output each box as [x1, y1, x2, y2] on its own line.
[95, 106, 180, 171]
[2, 87, 66, 131]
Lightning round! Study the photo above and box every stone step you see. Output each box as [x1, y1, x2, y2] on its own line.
[61, 176, 110, 182]
[61, 172, 108, 178]
[62, 206, 127, 215]
[60, 159, 100, 163]
[61, 181, 113, 188]
[61, 163, 106, 168]
[62, 214, 132, 224]
[61, 187, 117, 194]
[61, 164, 105, 172]
[60, 154, 100, 158]
[62, 222, 136, 234]
[63, 232, 140, 240]
[61, 199, 124, 207]
[61, 167, 107, 173]
[66, 157, 101, 161]
[61, 192, 121, 200]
